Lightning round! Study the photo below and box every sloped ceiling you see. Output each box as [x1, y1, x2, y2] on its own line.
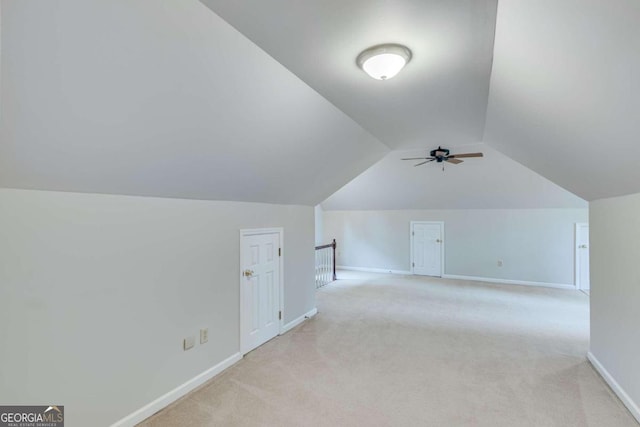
[4, 0, 633, 209]
[0, 0, 388, 205]
[200, 0, 497, 149]
[484, 0, 640, 201]
[322, 143, 587, 210]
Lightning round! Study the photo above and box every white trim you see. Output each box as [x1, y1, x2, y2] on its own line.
[442, 274, 575, 290]
[588, 352, 640, 423]
[239, 227, 285, 355]
[410, 221, 445, 277]
[281, 308, 318, 334]
[110, 352, 242, 427]
[337, 265, 412, 275]
[239, 227, 284, 235]
[336, 268, 575, 290]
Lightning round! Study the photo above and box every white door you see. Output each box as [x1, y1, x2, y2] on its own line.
[576, 223, 590, 291]
[411, 222, 443, 277]
[240, 229, 282, 355]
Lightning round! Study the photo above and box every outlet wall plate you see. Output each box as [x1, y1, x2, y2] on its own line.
[184, 336, 195, 350]
[200, 328, 209, 344]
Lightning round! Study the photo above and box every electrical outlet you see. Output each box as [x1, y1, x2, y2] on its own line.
[200, 328, 209, 344]
[183, 336, 195, 351]
[497, 260, 503, 267]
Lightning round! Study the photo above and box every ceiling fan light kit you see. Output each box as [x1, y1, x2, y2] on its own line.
[356, 44, 412, 80]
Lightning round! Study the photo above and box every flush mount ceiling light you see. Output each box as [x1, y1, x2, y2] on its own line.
[356, 43, 412, 80]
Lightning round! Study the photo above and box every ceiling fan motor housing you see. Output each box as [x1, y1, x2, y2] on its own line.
[430, 146, 449, 162]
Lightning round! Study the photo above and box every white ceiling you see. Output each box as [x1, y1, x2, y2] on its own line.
[483, 0, 640, 201]
[3, 0, 638, 207]
[200, 0, 498, 150]
[0, 0, 387, 205]
[322, 143, 586, 210]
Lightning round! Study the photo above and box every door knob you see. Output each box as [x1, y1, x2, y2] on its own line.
[243, 269, 254, 277]
[436, 239, 442, 243]
[579, 244, 588, 249]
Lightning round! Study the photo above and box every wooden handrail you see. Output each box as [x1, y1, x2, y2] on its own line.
[315, 240, 335, 250]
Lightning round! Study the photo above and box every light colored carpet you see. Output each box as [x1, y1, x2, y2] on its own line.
[139, 271, 637, 426]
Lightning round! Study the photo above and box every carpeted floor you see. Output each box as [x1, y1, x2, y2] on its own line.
[139, 271, 638, 426]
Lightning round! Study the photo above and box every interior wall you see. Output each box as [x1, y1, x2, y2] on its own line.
[314, 204, 324, 246]
[324, 208, 587, 285]
[0, 188, 315, 426]
[590, 192, 640, 419]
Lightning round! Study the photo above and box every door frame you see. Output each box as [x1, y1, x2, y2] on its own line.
[575, 222, 588, 290]
[410, 221, 445, 277]
[239, 227, 284, 355]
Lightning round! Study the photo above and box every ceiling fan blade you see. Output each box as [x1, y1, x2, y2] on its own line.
[446, 158, 463, 164]
[449, 152, 483, 158]
[413, 159, 435, 167]
[402, 157, 432, 160]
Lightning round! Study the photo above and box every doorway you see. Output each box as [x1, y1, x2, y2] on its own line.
[410, 221, 444, 277]
[239, 228, 283, 355]
[575, 223, 590, 293]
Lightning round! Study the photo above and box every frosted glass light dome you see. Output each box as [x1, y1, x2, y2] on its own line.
[356, 44, 412, 80]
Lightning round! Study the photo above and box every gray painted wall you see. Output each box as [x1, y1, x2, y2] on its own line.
[0, 189, 315, 426]
[324, 209, 587, 285]
[314, 204, 324, 246]
[590, 193, 640, 417]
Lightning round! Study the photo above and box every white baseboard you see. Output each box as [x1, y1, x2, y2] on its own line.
[281, 307, 318, 334]
[442, 274, 575, 290]
[337, 265, 412, 275]
[587, 352, 640, 423]
[336, 267, 575, 290]
[111, 352, 242, 427]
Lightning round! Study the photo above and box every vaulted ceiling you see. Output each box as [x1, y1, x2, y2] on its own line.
[1, 0, 638, 207]
[200, 0, 498, 150]
[483, 0, 640, 201]
[0, 0, 387, 205]
[322, 143, 586, 210]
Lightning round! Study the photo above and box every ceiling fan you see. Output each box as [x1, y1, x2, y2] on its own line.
[402, 146, 483, 167]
